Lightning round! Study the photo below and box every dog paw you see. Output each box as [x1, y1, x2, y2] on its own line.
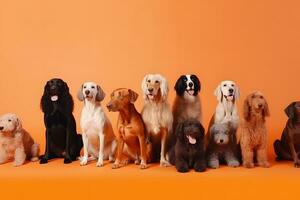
[13, 161, 24, 167]
[177, 167, 189, 173]
[134, 159, 140, 165]
[108, 156, 115, 163]
[96, 160, 104, 167]
[294, 162, 300, 168]
[208, 160, 219, 169]
[140, 163, 147, 169]
[31, 157, 39, 162]
[64, 158, 72, 164]
[195, 166, 206, 172]
[39, 157, 48, 164]
[243, 162, 254, 168]
[259, 162, 270, 168]
[112, 163, 121, 169]
[228, 160, 240, 168]
[80, 157, 88, 166]
[160, 160, 171, 167]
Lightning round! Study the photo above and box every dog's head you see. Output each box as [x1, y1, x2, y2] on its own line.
[243, 91, 270, 121]
[42, 78, 70, 102]
[214, 80, 240, 103]
[141, 74, 169, 102]
[0, 113, 22, 133]
[77, 82, 105, 102]
[284, 101, 300, 121]
[174, 74, 201, 97]
[106, 88, 138, 112]
[209, 123, 230, 145]
[175, 120, 205, 145]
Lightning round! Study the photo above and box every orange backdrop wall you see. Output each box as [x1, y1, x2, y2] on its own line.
[1, 0, 300, 158]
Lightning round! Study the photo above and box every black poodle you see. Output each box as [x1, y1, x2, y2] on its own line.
[169, 120, 206, 173]
[40, 78, 83, 164]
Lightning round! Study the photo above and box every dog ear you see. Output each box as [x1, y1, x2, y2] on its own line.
[234, 84, 240, 100]
[141, 74, 149, 100]
[128, 89, 138, 103]
[263, 99, 270, 118]
[214, 84, 223, 102]
[285, 102, 296, 119]
[175, 122, 184, 140]
[63, 80, 70, 92]
[191, 74, 201, 95]
[15, 116, 22, 132]
[96, 85, 106, 102]
[196, 122, 205, 139]
[158, 74, 169, 101]
[174, 75, 186, 96]
[243, 96, 251, 121]
[77, 84, 84, 101]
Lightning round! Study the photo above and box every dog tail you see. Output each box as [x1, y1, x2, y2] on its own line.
[31, 143, 40, 162]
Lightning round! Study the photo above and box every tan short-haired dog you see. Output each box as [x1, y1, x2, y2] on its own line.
[107, 88, 151, 169]
[0, 113, 39, 166]
[239, 91, 270, 168]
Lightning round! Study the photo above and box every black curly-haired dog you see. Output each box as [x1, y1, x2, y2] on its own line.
[168, 120, 206, 173]
[206, 122, 240, 168]
[40, 78, 83, 164]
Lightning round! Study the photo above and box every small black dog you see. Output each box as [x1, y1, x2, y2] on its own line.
[40, 78, 83, 164]
[169, 120, 206, 173]
[274, 101, 300, 167]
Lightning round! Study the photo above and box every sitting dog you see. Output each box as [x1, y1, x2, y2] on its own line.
[239, 91, 270, 168]
[106, 88, 151, 169]
[0, 113, 39, 166]
[77, 82, 116, 167]
[168, 120, 206, 173]
[141, 74, 173, 166]
[206, 123, 240, 168]
[40, 78, 83, 164]
[274, 101, 300, 167]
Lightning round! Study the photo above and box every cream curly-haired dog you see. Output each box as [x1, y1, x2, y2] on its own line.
[239, 91, 270, 168]
[0, 113, 39, 166]
[141, 74, 173, 167]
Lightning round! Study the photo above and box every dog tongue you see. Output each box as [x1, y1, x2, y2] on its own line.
[187, 90, 194, 95]
[51, 95, 58, 101]
[187, 135, 196, 144]
[227, 96, 233, 101]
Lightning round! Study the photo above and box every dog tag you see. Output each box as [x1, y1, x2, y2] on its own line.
[187, 135, 196, 144]
[51, 95, 58, 101]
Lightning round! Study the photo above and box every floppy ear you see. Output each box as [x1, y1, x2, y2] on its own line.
[77, 84, 84, 101]
[263, 99, 270, 118]
[243, 97, 251, 120]
[141, 75, 149, 100]
[285, 102, 295, 119]
[191, 75, 201, 95]
[96, 85, 106, 102]
[214, 84, 223, 102]
[128, 89, 138, 103]
[234, 85, 240, 100]
[175, 122, 184, 140]
[174, 75, 186, 96]
[158, 74, 169, 101]
[196, 122, 205, 140]
[15, 117, 22, 132]
[63, 80, 70, 92]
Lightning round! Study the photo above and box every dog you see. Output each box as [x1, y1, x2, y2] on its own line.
[206, 123, 240, 168]
[106, 88, 151, 169]
[40, 78, 83, 164]
[172, 74, 202, 129]
[274, 101, 300, 167]
[77, 82, 116, 167]
[168, 120, 206, 173]
[239, 91, 270, 168]
[0, 113, 39, 166]
[141, 74, 173, 166]
[212, 80, 240, 129]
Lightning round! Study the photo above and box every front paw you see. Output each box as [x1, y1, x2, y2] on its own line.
[243, 162, 254, 168]
[96, 160, 104, 167]
[208, 159, 219, 169]
[140, 163, 147, 169]
[227, 160, 240, 168]
[112, 162, 121, 169]
[160, 159, 171, 167]
[294, 161, 300, 168]
[80, 156, 88, 166]
[13, 161, 24, 167]
[194, 164, 206, 172]
[64, 158, 72, 164]
[39, 157, 48, 164]
[259, 162, 270, 168]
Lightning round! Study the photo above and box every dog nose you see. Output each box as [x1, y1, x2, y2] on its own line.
[106, 103, 112, 110]
[188, 82, 193, 88]
[258, 103, 263, 108]
[0, 127, 3, 131]
[229, 88, 234, 93]
[50, 85, 57, 90]
[148, 88, 153, 93]
[220, 139, 224, 143]
[85, 90, 90, 95]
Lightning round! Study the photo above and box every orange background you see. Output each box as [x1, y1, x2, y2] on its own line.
[0, 0, 300, 199]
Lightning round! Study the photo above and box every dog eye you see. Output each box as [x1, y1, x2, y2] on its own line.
[260, 96, 263, 99]
[8, 119, 11, 122]
[155, 80, 159, 84]
[252, 95, 255, 98]
[91, 86, 95, 89]
[147, 80, 150, 83]
[231, 84, 235, 87]
[83, 86, 87, 89]
[223, 84, 227, 87]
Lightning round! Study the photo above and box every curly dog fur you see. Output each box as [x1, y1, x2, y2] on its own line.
[168, 120, 206, 173]
[0, 113, 39, 166]
[239, 91, 270, 168]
